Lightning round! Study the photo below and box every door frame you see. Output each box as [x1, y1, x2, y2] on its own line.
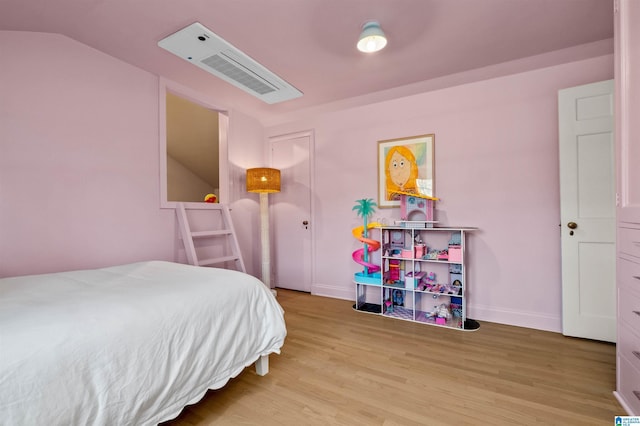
[268, 129, 316, 293]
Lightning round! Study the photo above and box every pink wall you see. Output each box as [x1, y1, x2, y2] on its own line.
[0, 31, 264, 278]
[266, 54, 614, 332]
[0, 29, 615, 333]
[227, 109, 269, 276]
[0, 31, 174, 276]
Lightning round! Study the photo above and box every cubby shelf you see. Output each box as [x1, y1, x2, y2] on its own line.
[354, 226, 479, 331]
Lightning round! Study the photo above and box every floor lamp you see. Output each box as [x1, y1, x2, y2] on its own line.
[246, 168, 281, 291]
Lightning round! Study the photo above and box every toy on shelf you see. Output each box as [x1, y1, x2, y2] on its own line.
[387, 248, 402, 257]
[424, 249, 439, 260]
[450, 297, 463, 319]
[392, 289, 404, 307]
[415, 271, 462, 296]
[416, 271, 437, 291]
[391, 190, 439, 228]
[437, 250, 449, 261]
[386, 259, 401, 283]
[352, 198, 382, 283]
[426, 303, 452, 325]
[450, 264, 463, 289]
[204, 193, 218, 203]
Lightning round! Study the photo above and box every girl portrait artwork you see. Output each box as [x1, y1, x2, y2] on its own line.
[385, 145, 419, 200]
[378, 134, 434, 208]
[378, 135, 434, 207]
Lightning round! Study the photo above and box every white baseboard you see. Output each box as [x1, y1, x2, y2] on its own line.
[308, 284, 562, 333]
[614, 391, 636, 416]
[468, 303, 561, 333]
[311, 282, 354, 301]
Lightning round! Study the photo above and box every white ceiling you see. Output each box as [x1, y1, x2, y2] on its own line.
[0, 0, 614, 124]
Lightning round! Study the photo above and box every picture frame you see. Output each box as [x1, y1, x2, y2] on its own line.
[377, 134, 435, 208]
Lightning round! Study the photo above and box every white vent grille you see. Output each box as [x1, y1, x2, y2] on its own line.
[158, 22, 302, 104]
[201, 53, 276, 95]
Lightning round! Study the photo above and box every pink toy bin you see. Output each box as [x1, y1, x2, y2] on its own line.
[448, 245, 462, 262]
[415, 244, 426, 258]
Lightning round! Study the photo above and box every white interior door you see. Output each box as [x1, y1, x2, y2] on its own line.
[270, 132, 312, 292]
[559, 80, 616, 342]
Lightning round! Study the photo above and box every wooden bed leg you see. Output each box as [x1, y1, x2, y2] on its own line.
[255, 355, 269, 376]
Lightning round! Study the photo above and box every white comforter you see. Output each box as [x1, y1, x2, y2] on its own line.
[0, 261, 286, 425]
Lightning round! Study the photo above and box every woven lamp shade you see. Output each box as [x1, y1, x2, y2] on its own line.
[246, 168, 281, 193]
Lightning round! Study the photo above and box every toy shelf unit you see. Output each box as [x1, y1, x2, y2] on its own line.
[354, 226, 479, 331]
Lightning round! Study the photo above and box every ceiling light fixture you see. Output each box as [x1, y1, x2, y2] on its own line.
[357, 21, 387, 53]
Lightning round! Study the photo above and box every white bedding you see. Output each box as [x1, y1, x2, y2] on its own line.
[0, 261, 286, 425]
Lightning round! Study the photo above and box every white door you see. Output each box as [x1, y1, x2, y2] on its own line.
[559, 80, 616, 342]
[270, 131, 313, 292]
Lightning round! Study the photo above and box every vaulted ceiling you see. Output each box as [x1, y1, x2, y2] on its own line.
[1, 0, 614, 124]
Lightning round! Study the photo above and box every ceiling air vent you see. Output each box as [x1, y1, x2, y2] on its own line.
[158, 22, 302, 104]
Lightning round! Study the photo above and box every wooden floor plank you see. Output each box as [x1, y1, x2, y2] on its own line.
[162, 289, 623, 425]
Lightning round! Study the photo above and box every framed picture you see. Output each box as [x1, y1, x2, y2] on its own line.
[378, 134, 435, 208]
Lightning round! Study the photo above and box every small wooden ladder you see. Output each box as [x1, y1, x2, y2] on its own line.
[175, 202, 246, 273]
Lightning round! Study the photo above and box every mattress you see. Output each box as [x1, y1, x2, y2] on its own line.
[0, 261, 287, 425]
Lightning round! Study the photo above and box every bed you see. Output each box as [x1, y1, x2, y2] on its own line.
[0, 260, 287, 425]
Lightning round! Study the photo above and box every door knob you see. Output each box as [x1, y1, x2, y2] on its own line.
[302, 220, 309, 225]
[567, 222, 577, 229]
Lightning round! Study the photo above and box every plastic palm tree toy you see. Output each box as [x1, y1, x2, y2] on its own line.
[352, 198, 377, 274]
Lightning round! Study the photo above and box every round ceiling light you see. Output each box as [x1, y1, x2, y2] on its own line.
[357, 21, 387, 53]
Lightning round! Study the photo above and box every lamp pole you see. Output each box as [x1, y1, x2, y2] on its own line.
[259, 192, 272, 289]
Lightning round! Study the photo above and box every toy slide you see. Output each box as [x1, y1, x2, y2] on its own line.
[352, 222, 381, 273]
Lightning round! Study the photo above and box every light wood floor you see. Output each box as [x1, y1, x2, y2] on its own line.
[163, 289, 623, 425]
